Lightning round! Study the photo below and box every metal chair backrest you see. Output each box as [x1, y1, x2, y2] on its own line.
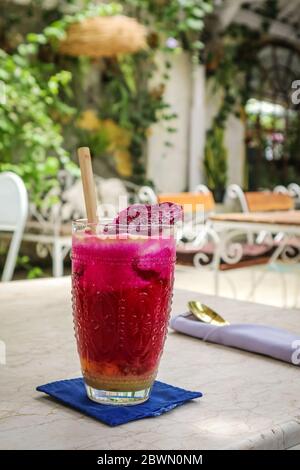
[0, 172, 28, 281]
[0, 172, 28, 230]
[226, 184, 294, 213]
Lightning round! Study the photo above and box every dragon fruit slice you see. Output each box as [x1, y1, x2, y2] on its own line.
[157, 202, 183, 226]
[114, 203, 183, 234]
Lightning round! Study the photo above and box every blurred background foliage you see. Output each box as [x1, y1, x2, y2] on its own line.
[0, 0, 213, 203]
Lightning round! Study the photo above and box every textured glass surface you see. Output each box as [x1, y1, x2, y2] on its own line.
[72, 222, 176, 397]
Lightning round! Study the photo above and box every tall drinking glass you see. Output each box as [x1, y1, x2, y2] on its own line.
[71, 219, 176, 405]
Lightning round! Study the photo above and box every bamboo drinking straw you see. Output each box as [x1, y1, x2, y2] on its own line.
[77, 147, 98, 224]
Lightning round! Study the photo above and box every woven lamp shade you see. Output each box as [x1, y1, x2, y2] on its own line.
[59, 15, 147, 57]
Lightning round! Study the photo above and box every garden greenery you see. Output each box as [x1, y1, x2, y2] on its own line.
[0, 47, 78, 206]
[203, 24, 261, 192]
[203, 4, 293, 191]
[0, 0, 214, 201]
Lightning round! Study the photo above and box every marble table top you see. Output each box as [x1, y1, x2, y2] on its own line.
[1, 277, 300, 450]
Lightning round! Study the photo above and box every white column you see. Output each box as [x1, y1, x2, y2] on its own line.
[147, 53, 192, 193]
[188, 64, 206, 190]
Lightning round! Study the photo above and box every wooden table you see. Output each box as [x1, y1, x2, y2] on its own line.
[1, 277, 300, 450]
[210, 211, 300, 297]
[211, 210, 300, 231]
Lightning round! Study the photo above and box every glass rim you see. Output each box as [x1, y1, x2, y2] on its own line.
[72, 218, 178, 229]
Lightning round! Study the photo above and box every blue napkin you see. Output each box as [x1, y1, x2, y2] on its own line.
[36, 378, 202, 426]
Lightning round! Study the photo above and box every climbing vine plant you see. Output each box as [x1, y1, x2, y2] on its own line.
[203, 22, 264, 194]
[0, 45, 78, 207]
[108, 0, 214, 183]
[203, 0, 289, 193]
[0, 0, 214, 194]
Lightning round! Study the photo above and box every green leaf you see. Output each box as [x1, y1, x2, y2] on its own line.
[48, 76, 61, 95]
[0, 69, 9, 81]
[201, 2, 214, 14]
[186, 18, 204, 30]
[27, 33, 47, 45]
[192, 7, 206, 19]
[17, 43, 38, 56]
[27, 267, 43, 280]
[44, 26, 66, 41]
[193, 40, 204, 50]
[44, 157, 59, 175]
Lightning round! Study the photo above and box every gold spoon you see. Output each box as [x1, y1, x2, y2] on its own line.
[188, 301, 230, 327]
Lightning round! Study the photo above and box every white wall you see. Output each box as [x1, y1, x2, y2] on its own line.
[188, 65, 206, 190]
[147, 56, 246, 192]
[147, 53, 192, 192]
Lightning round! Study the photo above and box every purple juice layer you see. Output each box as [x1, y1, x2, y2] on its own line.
[72, 234, 176, 387]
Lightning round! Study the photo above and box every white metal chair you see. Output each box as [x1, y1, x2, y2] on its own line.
[0, 172, 28, 282]
[22, 176, 155, 278]
[225, 184, 299, 306]
[275, 183, 300, 209]
[137, 186, 158, 204]
[288, 183, 300, 202]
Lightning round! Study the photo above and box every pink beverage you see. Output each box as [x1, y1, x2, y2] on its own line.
[72, 219, 176, 405]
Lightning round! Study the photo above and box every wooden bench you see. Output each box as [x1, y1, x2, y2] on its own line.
[245, 192, 294, 212]
[158, 191, 215, 214]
